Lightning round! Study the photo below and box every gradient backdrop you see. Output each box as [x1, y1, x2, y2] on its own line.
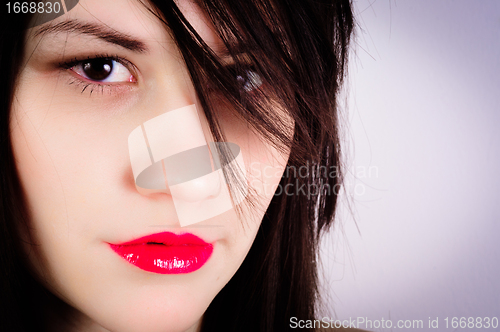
[319, 1, 500, 330]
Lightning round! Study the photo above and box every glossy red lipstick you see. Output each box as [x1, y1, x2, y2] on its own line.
[109, 232, 213, 274]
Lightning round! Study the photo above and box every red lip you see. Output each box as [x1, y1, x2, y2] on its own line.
[109, 232, 213, 274]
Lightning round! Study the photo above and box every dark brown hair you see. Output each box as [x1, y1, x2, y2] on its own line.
[0, 0, 353, 331]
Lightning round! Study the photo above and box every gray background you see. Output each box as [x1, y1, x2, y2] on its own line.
[319, 1, 500, 330]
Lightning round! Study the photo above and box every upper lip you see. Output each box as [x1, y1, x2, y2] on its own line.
[109, 232, 211, 247]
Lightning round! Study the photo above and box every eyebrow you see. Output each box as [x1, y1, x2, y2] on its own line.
[33, 19, 148, 53]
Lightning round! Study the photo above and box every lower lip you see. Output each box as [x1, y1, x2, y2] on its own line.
[109, 233, 213, 274]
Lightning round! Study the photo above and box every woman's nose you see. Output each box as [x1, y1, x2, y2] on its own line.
[128, 103, 248, 227]
[128, 104, 221, 201]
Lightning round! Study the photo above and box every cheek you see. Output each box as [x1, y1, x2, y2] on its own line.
[9, 79, 133, 280]
[210, 104, 292, 210]
[11, 103, 125, 218]
[194, 102, 288, 239]
[243, 140, 288, 210]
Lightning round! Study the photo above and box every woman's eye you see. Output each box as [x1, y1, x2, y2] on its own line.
[71, 58, 135, 83]
[235, 69, 263, 92]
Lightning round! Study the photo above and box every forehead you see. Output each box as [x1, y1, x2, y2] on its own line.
[29, 0, 220, 52]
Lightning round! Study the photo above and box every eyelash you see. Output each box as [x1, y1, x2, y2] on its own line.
[59, 54, 136, 96]
[59, 55, 263, 97]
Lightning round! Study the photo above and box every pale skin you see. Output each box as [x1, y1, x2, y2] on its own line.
[10, 0, 292, 331]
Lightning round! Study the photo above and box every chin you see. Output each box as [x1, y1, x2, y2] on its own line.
[80, 285, 212, 332]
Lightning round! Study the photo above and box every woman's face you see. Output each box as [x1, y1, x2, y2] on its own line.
[10, 0, 290, 331]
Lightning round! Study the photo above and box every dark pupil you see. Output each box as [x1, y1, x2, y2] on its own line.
[83, 59, 113, 81]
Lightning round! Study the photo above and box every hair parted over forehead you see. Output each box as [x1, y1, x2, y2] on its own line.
[0, 0, 354, 331]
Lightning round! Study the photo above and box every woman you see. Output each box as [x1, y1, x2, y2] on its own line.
[0, 0, 355, 331]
